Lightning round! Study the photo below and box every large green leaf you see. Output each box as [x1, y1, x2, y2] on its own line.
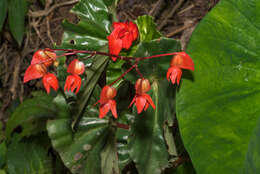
[0, 142, 6, 168]
[60, 0, 112, 50]
[0, 0, 7, 32]
[7, 139, 52, 174]
[5, 92, 56, 140]
[244, 117, 260, 173]
[47, 116, 110, 174]
[8, 0, 27, 46]
[176, 0, 260, 173]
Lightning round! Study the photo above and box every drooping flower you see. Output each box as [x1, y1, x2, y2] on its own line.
[167, 52, 194, 85]
[129, 78, 155, 114]
[31, 49, 56, 67]
[64, 74, 82, 94]
[107, 21, 139, 61]
[23, 64, 47, 83]
[64, 59, 85, 94]
[67, 59, 85, 75]
[98, 85, 117, 119]
[42, 73, 59, 93]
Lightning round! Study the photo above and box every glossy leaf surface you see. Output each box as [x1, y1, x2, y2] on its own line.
[60, 0, 112, 51]
[177, 0, 260, 173]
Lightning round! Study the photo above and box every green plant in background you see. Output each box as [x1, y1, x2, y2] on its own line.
[0, 0, 27, 46]
[1, 0, 260, 174]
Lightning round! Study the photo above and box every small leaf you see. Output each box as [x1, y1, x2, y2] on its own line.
[0, 0, 7, 32]
[8, 0, 27, 46]
[0, 141, 7, 168]
[136, 15, 162, 42]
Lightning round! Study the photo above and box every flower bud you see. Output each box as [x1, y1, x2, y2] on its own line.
[67, 59, 85, 75]
[31, 50, 56, 67]
[170, 54, 183, 67]
[35, 64, 47, 75]
[135, 78, 151, 95]
[99, 86, 117, 104]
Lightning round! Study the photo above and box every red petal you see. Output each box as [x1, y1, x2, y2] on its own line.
[122, 33, 133, 49]
[99, 86, 116, 104]
[23, 64, 46, 83]
[99, 103, 110, 118]
[136, 96, 146, 114]
[172, 52, 194, 71]
[166, 67, 173, 81]
[110, 100, 118, 118]
[64, 75, 74, 92]
[42, 73, 59, 93]
[128, 96, 136, 108]
[128, 22, 138, 40]
[31, 50, 55, 67]
[64, 75, 81, 94]
[107, 34, 122, 61]
[67, 59, 85, 75]
[144, 102, 149, 111]
[113, 22, 127, 31]
[143, 94, 156, 110]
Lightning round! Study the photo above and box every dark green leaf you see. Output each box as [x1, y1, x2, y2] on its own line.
[8, 0, 27, 46]
[5, 92, 55, 140]
[7, 139, 53, 174]
[72, 51, 109, 128]
[136, 15, 162, 42]
[177, 0, 260, 173]
[0, 0, 7, 32]
[60, 0, 112, 51]
[47, 116, 110, 174]
[0, 142, 6, 168]
[129, 80, 175, 174]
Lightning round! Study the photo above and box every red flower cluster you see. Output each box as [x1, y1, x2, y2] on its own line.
[23, 50, 58, 93]
[167, 52, 194, 85]
[64, 59, 85, 94]
[97, 78, 155, 118]
[107, 22, 138, 61]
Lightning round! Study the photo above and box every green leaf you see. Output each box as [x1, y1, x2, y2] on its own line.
[47, 116, 110, 174]
[5, 92, 55, 140]
[136, 15, 162, 42]
[0, 0, 7, 32]
[0, 141, 6, 168]
[72, 52, 109, 128]
[60, 0, 112, 50]
[101, 128, 120, 174]
[125, 37, 181, 82]
[8, 0, 27, 46]
[244, 118, 260, 173]
[129, 80, 175, 174]
[7, 139, 53, 174]
[176, 0, 260, 173]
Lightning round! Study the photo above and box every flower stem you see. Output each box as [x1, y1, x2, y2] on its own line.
[116, 122, 129, 130]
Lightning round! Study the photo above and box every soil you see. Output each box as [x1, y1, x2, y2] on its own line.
[0, 0, 220, 121]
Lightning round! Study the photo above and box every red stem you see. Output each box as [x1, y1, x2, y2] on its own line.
[109, 63, 137, 86]
[116, 122, 129, 130]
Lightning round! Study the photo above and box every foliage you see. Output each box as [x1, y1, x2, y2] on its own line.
[3, 0, 260, 174]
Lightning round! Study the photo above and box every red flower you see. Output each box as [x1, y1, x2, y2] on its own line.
[67, 59, 85, 75]
[107, 21, 139, 61]
[64, 59, 85, 94]
[31, 49, 56, 67]
[42, 73, 59, 93]
[129, 78, 155, 114]
[23, 64, 47, 83]
[167, 52, 194, 85]
[64, 74, 82, 94]
[98, 86, 117, 119]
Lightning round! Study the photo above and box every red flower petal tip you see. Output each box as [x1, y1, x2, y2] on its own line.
[129, 79, 155, 114]
[166, 67, 182, 85]
[31, 49, 56, 67]
[67, 59, 85, 75]
[98, 86, 118, 119]
[23, 64, 47, 83]
[108, 21, 139, 61]
[42, 73, 59, 94]
[171, 52, 194, 71]
[64, 74, 82, 94]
